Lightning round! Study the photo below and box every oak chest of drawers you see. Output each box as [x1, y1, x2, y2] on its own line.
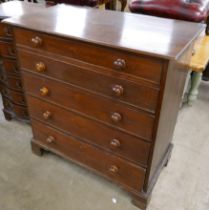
[4, 5, 204, 209]
[0, 1, 49, 121]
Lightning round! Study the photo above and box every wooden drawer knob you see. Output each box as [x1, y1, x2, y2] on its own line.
[112, 85, 123, 96]
[109, 165, 119, 174]
[13, 66, 19, 73]
[8, 47, 15, 56]
[113, 59, 126, 71]
[46, 136, 55, 144]
[43, 110, 51, 120]
[20, 97, 25, 104]
[4, 26, 12, 36]
[40, 87, 49, 96]
[31, 36, 42, 47]
[2, 89, 7, 95]
[1, 75, 6, 81]
[111, 112, 122, 123]
[5, 100, 10, 107]
[110, 139, 121, 149]
[35, 62, 46, 73]
[16, 81, 22, 88]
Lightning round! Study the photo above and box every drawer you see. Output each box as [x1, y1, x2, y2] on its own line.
[32, 119, 146, 191]
[2, 58, 19, 75]
[19, 50, 159, 113]
[15, 28, 163, 83]
[1, 87, 26, 105]
[23, 71, 154, 140]
[0, 23, 13, 40]
[27, 96, 151, 166]
[0, 75, 22, 91]
[2, 96, 28, 119]
[0, 41, 15, 58]
[2, 95, 12, 111]
[12, 103, 28, 119]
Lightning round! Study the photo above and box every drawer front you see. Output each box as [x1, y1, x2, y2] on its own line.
[15, 28, 163, 83]
[2, 96, 28, 119]
[23, 71, 154, 140]
[2, 59, 19, 75]
[0, 23, 13, 40]
[2, 95, 12, 111]
[0, 41, 15, 58]
[0, 75, 22, 91]
[27, 96, 151, 166]
[19, 50, 159, 113]
[32, 119, 146, 191]
[1, 87, 26, 105]
[12, 103, 28, 119]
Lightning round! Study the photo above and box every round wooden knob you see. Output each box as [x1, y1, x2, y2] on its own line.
[43, 111, 51, 120]
[8, 47, 15, 56]
[16, 81, 22, 88]
[112, 85, 123, 96]
[113, 59, 126, 71]
[2, 89, 7, 95]
[40, 87, 49, 96]
[109, 165, 119, 174]
[111, 112, 122, 123]
[4, 26, 12, 36]
[46, 136, 55, 144]
[31, 36, 42, 47]
[5, 101, 10, 107]
[35, 62, 46, 73]
[13, 66, 19, 73]
[20, 97, 25, 104]
[110, 139, 121, 149]
[1, 75, 6, 81]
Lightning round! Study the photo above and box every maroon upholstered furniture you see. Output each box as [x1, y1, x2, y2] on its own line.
[129, 0, 209, 103]
[129, 0, 209, 34]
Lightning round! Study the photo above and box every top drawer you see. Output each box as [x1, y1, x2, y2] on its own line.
[14, 28, 164, 84]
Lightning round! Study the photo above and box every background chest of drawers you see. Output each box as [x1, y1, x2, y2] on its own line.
[0, 20, 28, 121]
[0, 1, 49, 121]
[4, 5, 204, 209]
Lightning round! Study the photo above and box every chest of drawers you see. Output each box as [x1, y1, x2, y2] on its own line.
[4, 5, 204, 209]
[0, 1, 50, 121]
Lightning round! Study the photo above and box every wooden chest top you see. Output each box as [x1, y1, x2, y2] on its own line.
[3, 5, 204, 60]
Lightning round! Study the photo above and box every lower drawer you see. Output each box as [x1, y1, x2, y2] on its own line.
[27, 95, 150, 166]
[2, 96, 28, 119]
[22, 71, 154, 140]
[13, 104, 28, 119]
[1, 87, 26, 105]
[0, 41, 15, 59]
[32, 119, 146, 191]
[2, 58, 19, 75]
[0, 75, 22, 91]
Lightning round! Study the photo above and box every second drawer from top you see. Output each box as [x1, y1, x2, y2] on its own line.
[19, 50, 160, 114]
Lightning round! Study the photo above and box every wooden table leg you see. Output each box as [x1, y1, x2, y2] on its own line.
[105, 0, 116, 10]
[118, 0, 127, 11]
[206, 16, 209, 35]
[105, 0, 127, 11]
[203, 63, 209, 81]
[187, 72, 202, 106]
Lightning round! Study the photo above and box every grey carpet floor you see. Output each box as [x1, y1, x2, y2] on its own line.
[0, 82, 209, 210]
